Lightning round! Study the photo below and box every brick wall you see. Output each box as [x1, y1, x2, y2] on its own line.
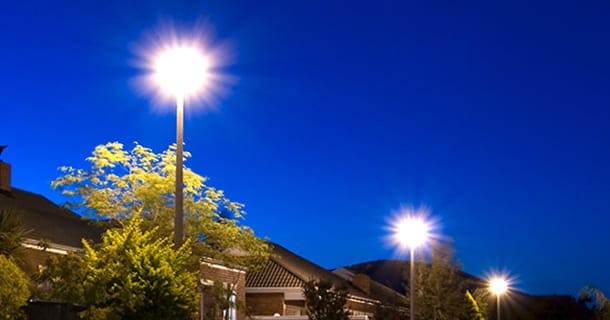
[200, 261, 247, 320]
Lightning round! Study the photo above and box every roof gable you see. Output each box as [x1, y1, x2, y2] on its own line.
[246, 243, 376, 302]
[246, 259, 304, 287]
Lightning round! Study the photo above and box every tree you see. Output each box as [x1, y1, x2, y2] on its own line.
[51, 142, 269, 270]
[34, 252, 87, 305]
[0, 209, 30, 267]
[0, 255, 30, 319]
[466, 289, 489, 320]
[409, 242, 485, 320]
[303, 280, 350, 320]
[579, 286, 610, 320]
[37, 216, 196, 320]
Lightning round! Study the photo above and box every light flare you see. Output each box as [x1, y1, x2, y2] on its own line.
[385, 205, 439, 254]
[484, 270, 517, 297]
[131, 21, 236, 112]
[489, 276, 509, 296]
[394, 215, 431, 249]
[153, 47, 209, 98]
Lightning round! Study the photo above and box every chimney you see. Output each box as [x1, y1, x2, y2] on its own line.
[352, 273, 371, 295]
[0, 146, 10, 192]
[0, 160, 10, 192]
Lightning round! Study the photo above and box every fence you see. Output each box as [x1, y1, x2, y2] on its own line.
[252, 316, 369, 320]
[24, 301, 80, 320]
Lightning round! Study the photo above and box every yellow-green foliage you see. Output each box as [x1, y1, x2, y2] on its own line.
[466, 290, 487, 320]
[0, 255, 30, 319]
[52, 142, 269, 270]
[38, 217, 196, 320]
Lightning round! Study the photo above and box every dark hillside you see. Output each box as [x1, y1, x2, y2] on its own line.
[342, 260, 593, 320]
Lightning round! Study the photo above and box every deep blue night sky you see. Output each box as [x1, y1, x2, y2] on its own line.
[1, 0, 609, 295]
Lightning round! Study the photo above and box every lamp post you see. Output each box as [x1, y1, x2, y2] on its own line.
[153, 46, 209, 248]
[409, 245, 415, 320]
[174, 95, 184, 248]
[393, 215, 431, 320]
[489, 276, 508, 320]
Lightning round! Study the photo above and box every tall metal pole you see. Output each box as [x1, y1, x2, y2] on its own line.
[496, 294, 501, 320]
[410, 247, 415, 320]
[174, 96, 184, 248]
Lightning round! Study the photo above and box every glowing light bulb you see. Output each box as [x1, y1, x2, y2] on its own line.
[489, 277, 509, 296]
[394, 215, 431, 249]
[154, 47, 209, 98]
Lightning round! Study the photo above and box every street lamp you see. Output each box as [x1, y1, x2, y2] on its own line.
[393, 215, 431, 320]
[489, 276, 509, 320]
[153, 46, 209, 248]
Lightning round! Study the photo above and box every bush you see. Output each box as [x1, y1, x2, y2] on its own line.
[303, 280, 350, 320]
[0, 255, 30, 319]
[37, 216, 196, 320]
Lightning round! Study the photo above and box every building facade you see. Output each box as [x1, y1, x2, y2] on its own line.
[246, 243, 407, 318]
[1, 159, 405, 320]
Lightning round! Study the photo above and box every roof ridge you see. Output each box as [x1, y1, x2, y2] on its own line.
[10, 187, 90, 222]
[269, 255, 308, 284]
[268, 243, 376, 300]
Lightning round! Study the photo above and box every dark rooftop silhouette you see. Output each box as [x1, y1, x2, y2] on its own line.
[0, 187, 104, 248]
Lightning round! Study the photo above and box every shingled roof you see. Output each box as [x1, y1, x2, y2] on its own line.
[247, 243, 398, 304]
[0, 188, 104, 248]
[247, 259, 305, 287]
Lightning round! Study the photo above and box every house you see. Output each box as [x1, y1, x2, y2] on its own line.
[1, 157, 407, 320]
[246, 243, 407, 318]
[0, 159, 104, 275]
[196, 257, 246, 320]
[0, 158, 248, 319]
